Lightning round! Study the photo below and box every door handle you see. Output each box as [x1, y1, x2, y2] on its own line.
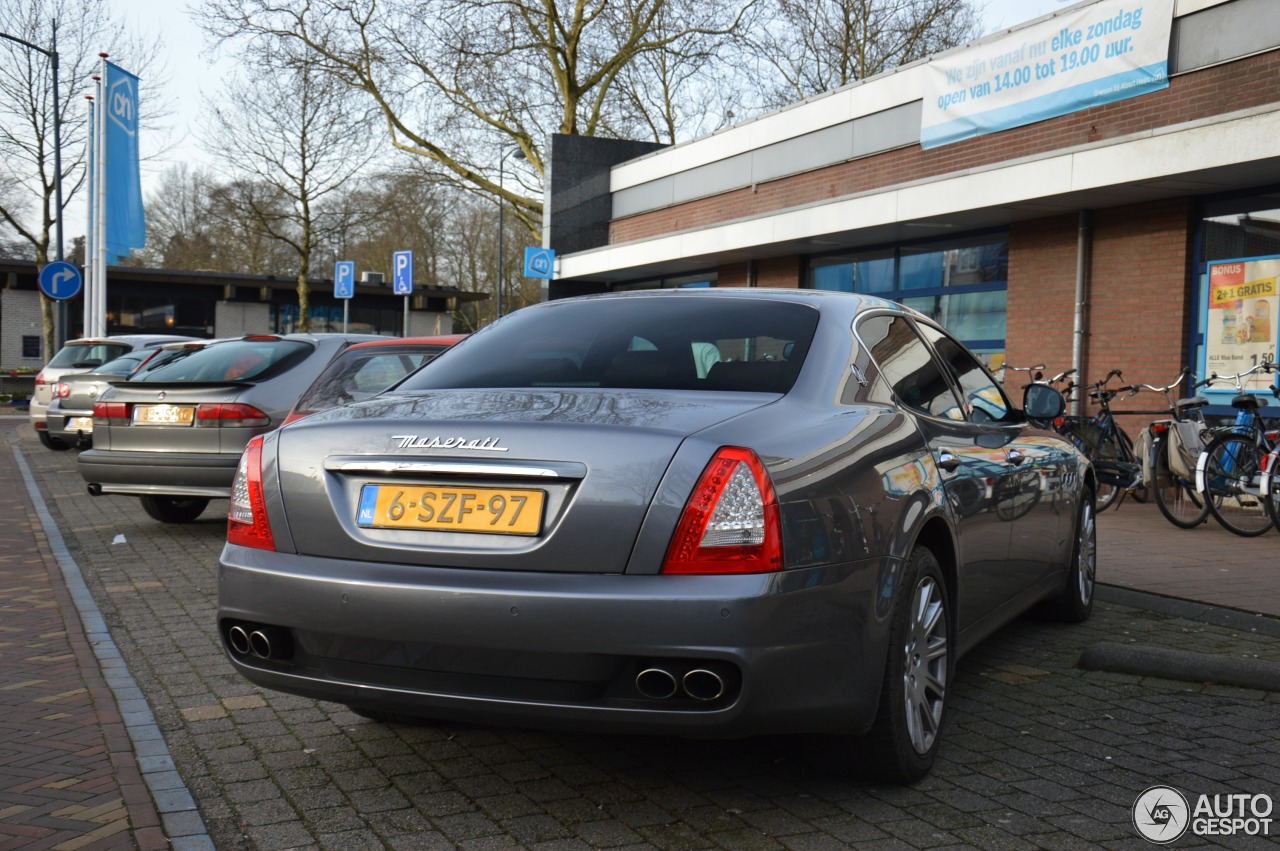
[937, 451, 961, 472]
[1006, 448, 1026, 465]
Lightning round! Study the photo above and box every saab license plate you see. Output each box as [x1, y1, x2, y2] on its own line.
[133, 404, 196, 426]
[69, 416, 94, 432]
[356, 484, 545, 536]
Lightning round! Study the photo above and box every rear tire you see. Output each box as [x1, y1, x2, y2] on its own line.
[1041, 486, 1096, 622]
[1201, 434, 1273, 537]
[858, 546, 951, 784]
[37, 431, 70, 451]
[1153, 438, 1210, 529]
[139, 496, 210, 524]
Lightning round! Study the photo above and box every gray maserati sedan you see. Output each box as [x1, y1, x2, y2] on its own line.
[218, 289, 1093, 782]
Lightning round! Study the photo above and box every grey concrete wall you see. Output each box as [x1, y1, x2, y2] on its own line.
[1, 289, 46, 371]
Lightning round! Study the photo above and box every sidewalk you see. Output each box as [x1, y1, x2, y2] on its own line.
[0, 423, 165, 850]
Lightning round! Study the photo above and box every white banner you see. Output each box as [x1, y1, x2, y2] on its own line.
[921, 0, 1175, 149]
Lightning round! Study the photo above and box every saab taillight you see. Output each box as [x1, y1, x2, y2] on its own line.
[92, 401, 130, 425]
[661, 447, 782, 575]
[227, 435, 275, 550]
[196, 403, 270, 428]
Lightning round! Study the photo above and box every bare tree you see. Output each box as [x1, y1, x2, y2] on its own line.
[205, 52, 379, 331]
[0, 0, 165, 355]
[744, 0, 981, 109]
[196, 0, 752, 237]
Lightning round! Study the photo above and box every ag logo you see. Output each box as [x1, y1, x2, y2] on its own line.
[108, 74, 137, 137]
[1133, 785, 1190, 844]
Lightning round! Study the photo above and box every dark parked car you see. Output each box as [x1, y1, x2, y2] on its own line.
[45, 341, 214, 449]
[217, 290, 1092, 782]
[281, 334, 467, 426]
[79, 333, 381, 523]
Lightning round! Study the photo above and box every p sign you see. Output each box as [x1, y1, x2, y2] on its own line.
[523, 247, 556, 279]
[334, 260, 355, 299]
[392, 250, 414, 295]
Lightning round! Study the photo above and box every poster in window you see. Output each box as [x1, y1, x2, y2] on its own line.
[1206, 258, 1278, 392]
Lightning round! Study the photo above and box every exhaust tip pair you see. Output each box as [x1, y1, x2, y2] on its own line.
[226, 623, 293, 661]
[635, 665, 730, 702]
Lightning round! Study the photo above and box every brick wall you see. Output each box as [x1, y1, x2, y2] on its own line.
[1, 289, 45, 371]
[1006, 200, 1194, 426]
[611, 50, 1280, 244]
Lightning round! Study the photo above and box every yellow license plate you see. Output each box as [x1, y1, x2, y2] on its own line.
[356, 484, 545, 536]
[134, 404, 196, 426]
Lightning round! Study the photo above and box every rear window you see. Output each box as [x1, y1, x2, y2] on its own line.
[294, 345, 449, 413]
[398, 297, 818, 394]
[48, 342, 131, 369]
[134, 340, 313, 383]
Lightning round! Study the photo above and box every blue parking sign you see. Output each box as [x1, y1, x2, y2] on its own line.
[393, 250, 414, 295]
[334, 260, 355, 299]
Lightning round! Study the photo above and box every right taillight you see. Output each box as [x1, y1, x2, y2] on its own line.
[227, 435, 275, 550]
[661, 447, 782, 575]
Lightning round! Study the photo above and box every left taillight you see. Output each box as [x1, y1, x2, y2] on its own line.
[53, 382, 72, 399]
[227, 435, 275, 550]
[92, 401, 130, 425]
[661, 446, 782, 575]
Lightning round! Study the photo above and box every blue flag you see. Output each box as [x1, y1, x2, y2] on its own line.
[104, 61, 145, 259]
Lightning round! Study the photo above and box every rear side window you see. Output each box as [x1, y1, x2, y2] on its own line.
[48, 343, 131, 369]
[397, 298, 819, 393]
[294, 346, 446, 412]
[134, 340, 313, 383]
[858, 314, 964, 421]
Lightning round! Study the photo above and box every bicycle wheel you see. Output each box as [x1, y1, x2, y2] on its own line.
[1153, 436, 1210, 528]
[1094, 431, 1124, 511]
[1200, 433, 1274, 536]
[1263, 448, 1280, 533]
[1115, 428, 1147, 503]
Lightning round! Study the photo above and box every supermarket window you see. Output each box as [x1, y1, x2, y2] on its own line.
[809, 232, 1008, 360]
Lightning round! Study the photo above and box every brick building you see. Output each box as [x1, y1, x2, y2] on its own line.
[547, 0, 1280, 421]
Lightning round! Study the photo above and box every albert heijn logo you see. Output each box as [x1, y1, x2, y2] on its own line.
[107, 73, 138, 137]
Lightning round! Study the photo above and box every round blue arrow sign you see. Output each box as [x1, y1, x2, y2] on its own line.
[38, 261, 83, 301]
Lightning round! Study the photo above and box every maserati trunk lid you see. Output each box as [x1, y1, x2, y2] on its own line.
[272, 389, 776, 572]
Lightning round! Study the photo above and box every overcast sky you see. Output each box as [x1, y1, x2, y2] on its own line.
[94, 0, 1076, 237]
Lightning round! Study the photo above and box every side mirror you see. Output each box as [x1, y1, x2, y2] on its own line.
[1023, 383, 1065, 420]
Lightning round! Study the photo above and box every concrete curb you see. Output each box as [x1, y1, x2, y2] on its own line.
[13, 446, 215, 851]
[1097, 584, 1280, 638]
[1079, 640, 1280, 692]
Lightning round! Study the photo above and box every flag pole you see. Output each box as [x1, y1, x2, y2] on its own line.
[94, 52, 107, 337]
[83, 92, 95, 338]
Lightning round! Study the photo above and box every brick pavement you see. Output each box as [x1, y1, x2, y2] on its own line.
[0, 423, 164, 850]
[3, 417, 1280, 850]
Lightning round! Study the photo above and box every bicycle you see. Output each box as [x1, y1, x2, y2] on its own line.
[1055, 369, 1142, 512]
[1194, 360, 1280, 537]
[1141, 369, 1218, 529]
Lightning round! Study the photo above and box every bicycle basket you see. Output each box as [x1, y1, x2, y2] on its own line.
[1165, 420, 1205, 482]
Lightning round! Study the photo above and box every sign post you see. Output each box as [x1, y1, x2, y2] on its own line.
[334, 260, 355, 332]
[393, 250, 414, 337]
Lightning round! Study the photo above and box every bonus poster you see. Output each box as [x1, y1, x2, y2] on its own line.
[1206, 258, 1279, 392]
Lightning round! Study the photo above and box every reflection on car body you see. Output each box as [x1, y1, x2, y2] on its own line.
[217, 290, 1095, 782]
